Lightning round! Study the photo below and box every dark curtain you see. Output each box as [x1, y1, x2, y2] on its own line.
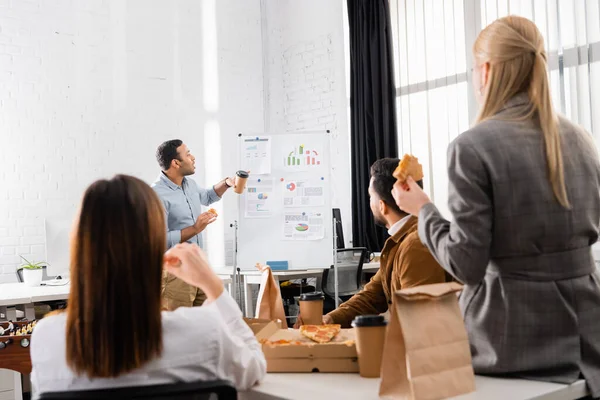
[348, 0, 398, 252]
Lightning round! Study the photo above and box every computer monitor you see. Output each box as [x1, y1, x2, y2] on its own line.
[332, 208, 345, 249]
[44, 218, 73, 279]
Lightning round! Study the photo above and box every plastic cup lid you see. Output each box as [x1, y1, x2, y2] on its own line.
[236, 170, 249, 178]
[299, 291, 324, 301]
[351, 314, 387, 327]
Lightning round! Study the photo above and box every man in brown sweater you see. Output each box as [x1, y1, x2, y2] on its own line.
[325, 158, 449, 328]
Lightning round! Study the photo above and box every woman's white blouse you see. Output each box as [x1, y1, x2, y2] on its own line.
[30, 293, 267, 399]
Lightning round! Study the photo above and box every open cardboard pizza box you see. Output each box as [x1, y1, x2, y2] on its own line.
[254, 322, 359, 373]
[244, 318, 283, 335]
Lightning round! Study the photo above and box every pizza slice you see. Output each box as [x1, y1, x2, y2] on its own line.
[259, 338, 305, 346]
[299, 324, 341, 344]
[393, 154, 424, 183]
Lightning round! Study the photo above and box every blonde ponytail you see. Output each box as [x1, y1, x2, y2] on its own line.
[474, 16, 570, 209]
[529, 51, 570, 208]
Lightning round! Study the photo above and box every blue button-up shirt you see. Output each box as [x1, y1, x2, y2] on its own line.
[152, 173, 221, 249]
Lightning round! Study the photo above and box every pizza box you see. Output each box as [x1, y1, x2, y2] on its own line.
[244, 318, 283, 335]
[255, 325, 359, 373]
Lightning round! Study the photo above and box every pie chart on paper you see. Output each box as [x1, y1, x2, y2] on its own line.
[295, 223, 309, 232]
[286, 182, 297, 191]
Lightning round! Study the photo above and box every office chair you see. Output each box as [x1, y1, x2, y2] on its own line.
[322, 247, 369, 313]
[332, 208, 345, 250]
[39, 379, 237, 400]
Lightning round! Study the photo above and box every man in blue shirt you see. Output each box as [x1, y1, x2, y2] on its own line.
[152, 139, 234, 309]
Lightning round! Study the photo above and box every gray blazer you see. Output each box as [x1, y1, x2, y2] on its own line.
[419, 93, 600, 396]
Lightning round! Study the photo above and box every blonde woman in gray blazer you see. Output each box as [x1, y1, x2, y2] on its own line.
[393, 16, 600, 396]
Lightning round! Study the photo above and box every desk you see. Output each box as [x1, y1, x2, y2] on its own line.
[0, 277, 234, 321]
[249, 373, 589, 400]
[241, 270, 324, 317]
[362, 262, 380, 272]
[0, 283, 70, 321]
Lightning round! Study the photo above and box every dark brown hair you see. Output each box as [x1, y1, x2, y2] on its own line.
[66, 175, 165, 377]
[370, 158, 423, 214]
[156, 139, 183, 171]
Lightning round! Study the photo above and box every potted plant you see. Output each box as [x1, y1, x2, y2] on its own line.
[18, 256, 47, 287]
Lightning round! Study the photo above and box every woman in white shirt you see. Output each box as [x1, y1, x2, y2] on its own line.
[30, 175, 266, 398]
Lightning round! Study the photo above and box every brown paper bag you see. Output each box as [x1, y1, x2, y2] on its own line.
[379, 282, 475, 400]
[255, 264, 288, 328]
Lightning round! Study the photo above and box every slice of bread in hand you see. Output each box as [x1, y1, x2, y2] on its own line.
[393, 154, 424, 183]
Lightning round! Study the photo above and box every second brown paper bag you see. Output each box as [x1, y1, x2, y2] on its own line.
[379, 282, 475, 400]
[255, 264, 288, 328]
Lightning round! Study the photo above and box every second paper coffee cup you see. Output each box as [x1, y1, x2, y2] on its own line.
[352, 314, 387, 378]
[298, 291, 324, 325]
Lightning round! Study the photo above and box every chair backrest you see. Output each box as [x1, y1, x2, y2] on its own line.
[322, 248, 369, 298]
[15, 265, 54, 283]
[38, 379, 237, 400]
[332, 208, 345, 250]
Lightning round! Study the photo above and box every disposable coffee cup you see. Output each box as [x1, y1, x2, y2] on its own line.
[352, 315, 387, 378]
[234, 170, 249, 194]
[299, 291, 324, 325]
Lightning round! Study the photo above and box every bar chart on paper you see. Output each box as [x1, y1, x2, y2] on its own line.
[284, 144, 322, 168]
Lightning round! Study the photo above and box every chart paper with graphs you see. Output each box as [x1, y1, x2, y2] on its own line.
[237, 132, 333, 270]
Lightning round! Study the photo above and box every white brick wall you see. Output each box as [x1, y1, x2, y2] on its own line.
[264, 0, 352, 245]
[0, 0, 264, 282]
[0, 0, 350, 283]
[283, 34, 336, 132]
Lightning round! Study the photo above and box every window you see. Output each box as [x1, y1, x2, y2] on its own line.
[481, 0, 600, 136]
[390, 0, 600, 218]
[390, 0, 470, 219]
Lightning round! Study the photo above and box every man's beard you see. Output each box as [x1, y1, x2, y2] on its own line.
[373, 215, 387, 228]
